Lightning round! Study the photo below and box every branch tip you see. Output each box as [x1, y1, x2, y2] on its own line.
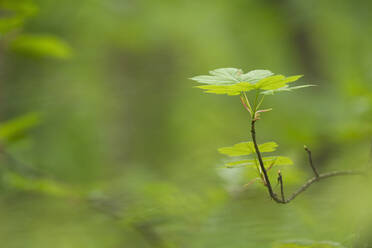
[250, 122, 364, 204]
[304, 145, 319, 178]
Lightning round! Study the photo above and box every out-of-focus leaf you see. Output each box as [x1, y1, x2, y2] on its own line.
[0, 0, 38, 33]
[10, 34, 73, 59]
[226, 156, 293, 168]
[218, 141, 277, 156]
[0, 112, 41, 144]
[273, 240, 345, 248]
[3, 173, 75, 197]
[0, 0, 38, 15]
[0, 17, 24, 33]
[261, 84, 315, 95]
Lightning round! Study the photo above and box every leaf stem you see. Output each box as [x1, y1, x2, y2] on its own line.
[256, 95, 265, 111]
[243, 92, 253, 114]
[253, 91, 260, 113]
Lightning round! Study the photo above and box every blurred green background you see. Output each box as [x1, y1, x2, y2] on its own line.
[1, 0, 372, 247]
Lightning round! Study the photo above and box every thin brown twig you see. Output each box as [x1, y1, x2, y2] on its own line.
[277, 170, 285, 202]
[250, 119, 365, 204]
[284, 170, 363, 203]
[304, 145, 319, 178]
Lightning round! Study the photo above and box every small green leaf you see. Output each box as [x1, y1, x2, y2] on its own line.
[218, 142, 255, 156]
[195, 82, 255, 95]
[226, 159, 257, 167]
[226, 156, 293, 168]
[269, 156, 293, 165]
[218, 141, 277, 157]
[254, 75, 303, 90]
[258, 142, 279, 153]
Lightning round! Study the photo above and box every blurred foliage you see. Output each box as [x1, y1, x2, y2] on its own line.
[0, 112, 40, 145]
[0, 0, 372, 247]
[10, 34, 72, 59]
[0, 0, 38, 33]
[273, 240, 345, 248]
[3, 172, 74, 197]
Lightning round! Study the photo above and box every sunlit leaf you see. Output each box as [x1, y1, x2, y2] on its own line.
[254, 75, 303, 90]
[258, 142, 279, 153]
[10, 34, 73, 59]
[191, 68, 309, 95]
[268, 156, 293, 165]
[218, 141, 277, 157]
[190, 68, 273, 85]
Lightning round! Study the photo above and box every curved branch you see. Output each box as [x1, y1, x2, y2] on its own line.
[284, 170, 363, 203]
[250, 120, 365, 204]
[304, 145, 319, 178]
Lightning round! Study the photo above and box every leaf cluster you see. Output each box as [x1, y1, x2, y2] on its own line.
[0, 112, 41, 145]
[0, 1, 73, 59]
[190, 68, 313, 95]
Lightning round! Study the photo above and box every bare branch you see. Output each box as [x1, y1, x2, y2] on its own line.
[284, 170, 363, 203]
[304, 145, 319, 178]
[250, 120, 365, 204]
[277, 170, 285, 202]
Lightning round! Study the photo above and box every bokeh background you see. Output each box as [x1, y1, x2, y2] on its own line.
[1, 0, 372, 247]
